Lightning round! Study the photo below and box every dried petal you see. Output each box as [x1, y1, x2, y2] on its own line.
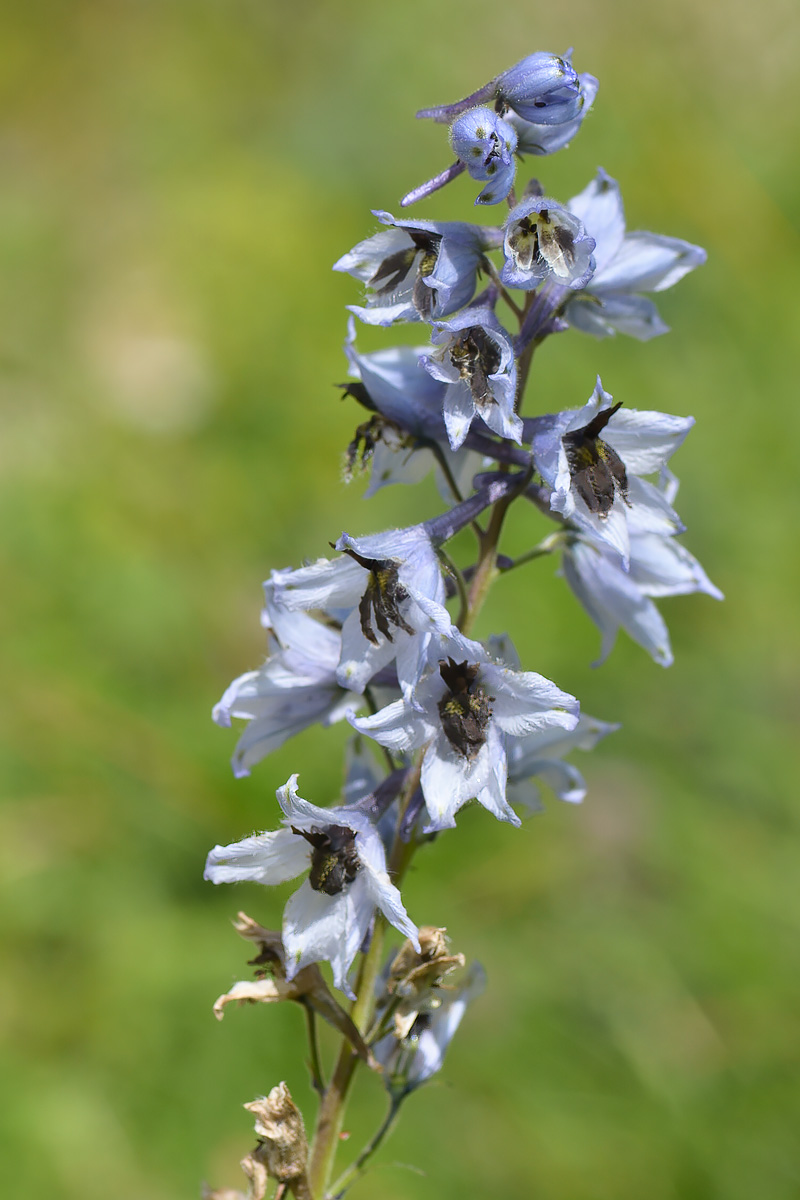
[245, 1084, 308, 1184]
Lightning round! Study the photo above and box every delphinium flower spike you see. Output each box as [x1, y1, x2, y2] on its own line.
[204, 45, 715, 1200]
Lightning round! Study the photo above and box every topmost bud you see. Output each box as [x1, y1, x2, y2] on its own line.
[416, 52, 581, 125]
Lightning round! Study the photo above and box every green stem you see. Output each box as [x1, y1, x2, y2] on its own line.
[438, 547, 470, 632]
[498, 531, 564, 573]
[303, 1004, 325, 1095]
[306, 918, 388, 1199]
[365, 992, 403, 1045]
[306, 276, 542, 1194]
[483, 258, 523, 320]
[428, 441, 465, 506]
[459, 495, 513, 638]
[326, 1097, 403, 1199]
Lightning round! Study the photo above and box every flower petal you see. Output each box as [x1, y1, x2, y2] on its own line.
[204, 827, 309, 886]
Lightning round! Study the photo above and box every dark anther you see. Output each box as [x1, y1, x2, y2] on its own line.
[539, 221, 576, 269]
[338, 380, 376, 413]
[369, 231, 441, 320]
[344, 415, 406, 480]
[341, 546, 414, 646]
[437, 657, 493, 760]
[449, 326, 502, 409]
[369, 247, 417, 294]
[562, 401, 629, 516]
[292, 824, 360, 896]
[508, 217, 540, 272]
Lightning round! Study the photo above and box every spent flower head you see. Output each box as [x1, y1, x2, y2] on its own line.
[373, 961, 487, 1098]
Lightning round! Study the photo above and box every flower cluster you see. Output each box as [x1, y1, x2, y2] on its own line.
[204, 50, 720, 1200]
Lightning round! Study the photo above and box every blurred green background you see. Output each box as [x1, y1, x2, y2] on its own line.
[1, 1, 799, 1197]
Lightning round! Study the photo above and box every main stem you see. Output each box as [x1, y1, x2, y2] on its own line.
[307, 916, 388, 1198]
[306, 304, 538, 1195]
[307, 756, 425, 1197]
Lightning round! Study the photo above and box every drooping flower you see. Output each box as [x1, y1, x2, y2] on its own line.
[213, 588, 362, 778]
[507, 714, 620, 811]
[342, 319, 529, 499]
[449, 108, 518, 206]
[349, 629, 579, 831]
[270, 524, 455, 703]
[335, 211, 498, 326]
[563, 168, 706, 339]
[373, 958, 486, 1097]
[562, 519, 723, 668]
[530, 377, 693, 568]
[204, 775, 419, 996]
[501, 195, 596, 290]
[421, 306, 522, 450]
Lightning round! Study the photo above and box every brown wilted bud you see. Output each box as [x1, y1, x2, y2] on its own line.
[213, 913, 378, 1070]
[239, 1153, 269, 1200]
[246, 1083, 310, 1195]
[201, 1153, 269, 1200]
[385, 925, 466, 1039]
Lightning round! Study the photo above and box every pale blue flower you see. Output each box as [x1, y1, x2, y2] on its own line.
[349, 629, 579, 831]
[531, 377, 693, 568]
[270, 524, 455, 703]
[562, 519, 723, 667]
[204, 775, 419, 997]
[450, 108, 518, 206]
[501, 195, 595, 290]
[563, 169, 707, 339]
[213, 588, 362, 778]
[335, 211, 498, 326]
[343, 320, 529, 491]
[421, 306, 522, 450]
[485, 634, 618, 810]
[507, 715, 620, 811]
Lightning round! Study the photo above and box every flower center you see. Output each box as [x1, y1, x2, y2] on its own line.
[369, 231, 441, 319]
[293, 824, 360, 896]
[562, 401, 629, 517]
[449, 326, 502, 410]
[508, 208, 576, 278]
[437, 658, 493, 760]
[341, 546, 415, 646]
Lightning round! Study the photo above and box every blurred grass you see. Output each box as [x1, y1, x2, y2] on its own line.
[1, 1, 799, 1197]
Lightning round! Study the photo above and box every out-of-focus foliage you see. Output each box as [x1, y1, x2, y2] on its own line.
[1, 2, 798, 1197]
